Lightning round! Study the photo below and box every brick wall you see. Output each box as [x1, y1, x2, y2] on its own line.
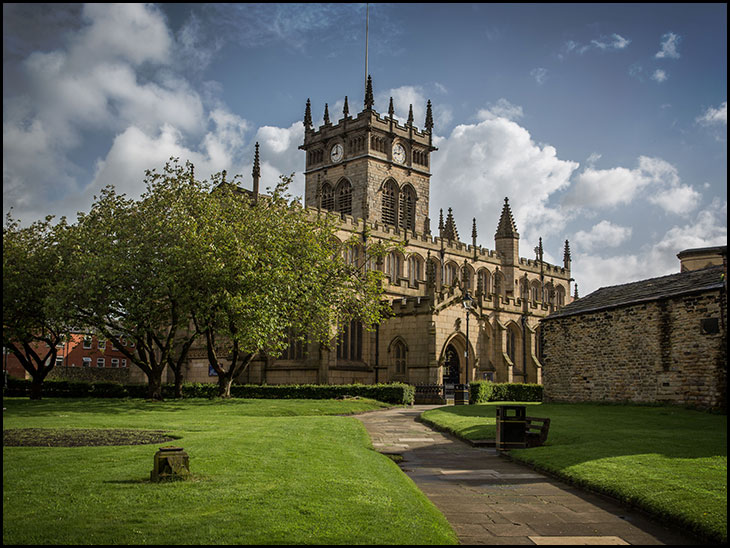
[542, 289, 726, 409]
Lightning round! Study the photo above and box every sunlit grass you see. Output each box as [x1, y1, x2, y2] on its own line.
[421, 402, 726, 544]
[3, 398, 457, 545]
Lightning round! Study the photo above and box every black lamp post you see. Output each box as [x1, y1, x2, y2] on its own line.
[462, 289, 474, 386]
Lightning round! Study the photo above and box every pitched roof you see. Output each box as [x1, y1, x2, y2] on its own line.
[545, 265, 726, 320]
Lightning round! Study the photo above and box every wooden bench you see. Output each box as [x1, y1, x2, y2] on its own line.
[525, 417, 551, 447]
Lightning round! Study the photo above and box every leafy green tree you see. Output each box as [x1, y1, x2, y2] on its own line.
[193, 175, 393, 397]
[3, 214, 74, 399]
[68, 159, 206, 400]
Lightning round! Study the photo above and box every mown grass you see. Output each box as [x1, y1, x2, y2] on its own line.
[3, 398, 458, 545]
[421, 402, 727, 544]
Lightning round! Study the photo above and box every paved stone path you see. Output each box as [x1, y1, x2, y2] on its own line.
[355, 405, 702, 546]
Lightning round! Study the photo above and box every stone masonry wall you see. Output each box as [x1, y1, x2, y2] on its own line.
[542, 289, 726, 409]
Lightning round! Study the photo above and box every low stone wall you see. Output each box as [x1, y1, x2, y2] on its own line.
[542, 289, 726, 410]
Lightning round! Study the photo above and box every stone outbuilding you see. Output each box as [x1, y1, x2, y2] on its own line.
[541, 247, 727, 410]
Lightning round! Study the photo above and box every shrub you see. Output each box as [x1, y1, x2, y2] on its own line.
[4, 378, 414, 405]
[470, 381, 543, 404]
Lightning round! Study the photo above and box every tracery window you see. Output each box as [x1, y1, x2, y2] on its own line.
[321, 182, 334, 211]
[382, 180, 398, 227]
[478, 269, 491, 294]
[281, 328, 307, 360]
[506, 326, 517, 364]
[399, 185, 416, 231]
[385, 251, 402, 282]
[337, 320, 363, 361]
[335, 179, 352, 215]
[444, 262, 458, 287]
[407, 254, 423, 287]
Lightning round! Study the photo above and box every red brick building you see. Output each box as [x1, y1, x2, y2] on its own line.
[4, 332, 134, 380]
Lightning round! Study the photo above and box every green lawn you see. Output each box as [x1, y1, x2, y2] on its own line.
[421, 402, 727, 544]
[3, 398, 457, 545]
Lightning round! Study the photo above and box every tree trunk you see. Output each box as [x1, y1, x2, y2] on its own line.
[173, 368, 184, 399]
[147, 369, 164, 401]
[217, 373, 234, 398]
[30, 377, 44, 400]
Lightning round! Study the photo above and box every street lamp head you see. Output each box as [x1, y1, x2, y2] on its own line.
[462, 290, 473, 310]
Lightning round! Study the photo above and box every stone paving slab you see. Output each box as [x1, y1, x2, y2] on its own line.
[355, 406, 704, 546]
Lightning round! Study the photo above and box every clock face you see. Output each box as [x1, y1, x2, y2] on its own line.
[392, 143, 406, 164]
[330, 143, 343, 163]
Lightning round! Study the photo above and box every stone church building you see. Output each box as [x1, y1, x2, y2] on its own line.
[184, 77, 574, 388]
[541, 246, 726, 410]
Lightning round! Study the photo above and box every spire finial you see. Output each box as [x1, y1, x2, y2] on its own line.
[563, 239, 572, 268]
[407, 104, 414, 126]
[495, 197, 519, 239]
[323, 103, 330, 125]
[364, 75, 374, 109]
[425, 99, 434, 132]
[304, 99, 312, 130]
[443, 208, 459, 241]
[388, 97, 394, 119]
[472, 217, 478, 240]
[343, 96, 349, 117]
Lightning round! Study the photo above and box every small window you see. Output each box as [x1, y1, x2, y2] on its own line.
[111, 358, 119, 368]
[97, 358, 105, 368]
[83, 337, 92, 349]
[394, 340, 407, 374]
[82, 357, 92, 367]
[55, 357, 64, 367]
[98, 339, 106, 350]
[121, 359, 127, 368]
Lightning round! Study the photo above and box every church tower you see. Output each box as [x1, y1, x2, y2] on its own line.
[299, 77, 437, 234]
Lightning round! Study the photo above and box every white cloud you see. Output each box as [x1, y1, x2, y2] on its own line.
[651, 69, 668, 83]
[572, 199, 726, 295]
[574, 220, 632, 252]
[696, 101, 727, 126]
[565, 156, 697, 215]
[648, 184, 701, 215]
[655, 32, 681, 59]
[477, 98, 523, 121]
[2, 3, 249, 224]
[530, 67, 548, 85]
[561, 33, 630, 58]
[591, 33, 631, 51]
[374, 84, 453, 132]
[430, 110, 578, 248]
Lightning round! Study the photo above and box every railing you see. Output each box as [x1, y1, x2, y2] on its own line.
[414, 383, 470, 405]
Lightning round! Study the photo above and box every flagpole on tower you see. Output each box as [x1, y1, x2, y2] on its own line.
[365, 3, 369, 84]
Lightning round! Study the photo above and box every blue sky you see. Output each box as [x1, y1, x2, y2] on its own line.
[3, 3, 727, 295]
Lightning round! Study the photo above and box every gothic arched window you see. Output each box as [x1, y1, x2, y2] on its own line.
[382, 180, 398, 227]
[399, 185, 416, 231]
[407, 254, 423, 287]
[385, 251, 402, 282]
[321, 182, 334, 211]
[335, 179, 352, 215]
[478, 269, 491, 295]
[444, 262, 458, 287]
[393, 339, 407, 374]
[337, 320, 363, 362]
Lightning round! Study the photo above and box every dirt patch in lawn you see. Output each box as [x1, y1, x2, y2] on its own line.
[3, 428, 179, 447]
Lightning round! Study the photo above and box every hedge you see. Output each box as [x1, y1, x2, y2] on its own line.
[4, 377, 415, 405]
[470, 381, 543, 404]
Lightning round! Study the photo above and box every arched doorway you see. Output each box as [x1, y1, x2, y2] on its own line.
[442, 343, 460, 385]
